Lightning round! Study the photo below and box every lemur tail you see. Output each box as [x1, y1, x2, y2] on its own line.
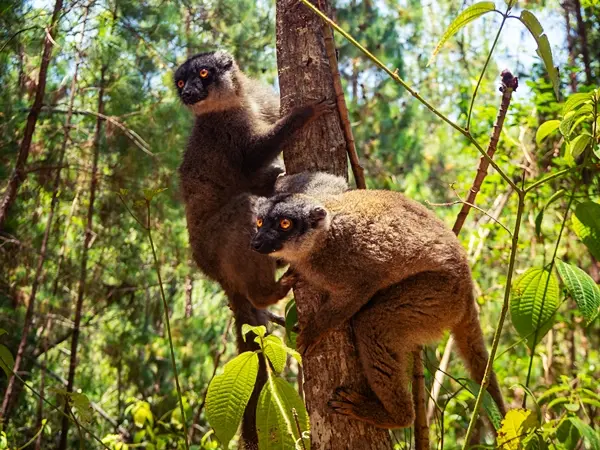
[451, 295, 507, 417]
[230, 293, 268, 450]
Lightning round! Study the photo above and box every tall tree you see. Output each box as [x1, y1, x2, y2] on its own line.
[58, 66, 106, 450]
[0, 2, 89, 422]
[0, 0, 63, 230]
[276, 0, 391, 448]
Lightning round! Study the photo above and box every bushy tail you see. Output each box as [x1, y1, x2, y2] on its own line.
[230, 293, 268, 450]
[451, 297, 506, 416]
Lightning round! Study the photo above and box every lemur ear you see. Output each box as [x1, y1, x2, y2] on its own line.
[309, 207, 327, 228]
[213, 50, 234, 70]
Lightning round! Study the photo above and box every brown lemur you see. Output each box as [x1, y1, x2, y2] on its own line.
[175, 52, 335, 444]
[251, 178, 506, 429]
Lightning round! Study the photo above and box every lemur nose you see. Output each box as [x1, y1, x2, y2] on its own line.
[252, 240, 262, 251]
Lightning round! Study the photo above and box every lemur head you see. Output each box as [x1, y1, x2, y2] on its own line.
[174, 50, 240, 115]
[251, 194, 330, 262]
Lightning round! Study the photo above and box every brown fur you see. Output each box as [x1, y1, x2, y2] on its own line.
[253, 188, 506, 428]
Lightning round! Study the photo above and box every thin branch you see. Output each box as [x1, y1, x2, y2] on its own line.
[454, 70, 518, 234]
[412, 347, 429, 450]
[427, 198, 512, 236]
[30, 106, 154, 156]
[0, 26, 39, 53]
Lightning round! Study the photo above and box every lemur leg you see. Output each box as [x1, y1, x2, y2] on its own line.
[333, 271, 467, 429]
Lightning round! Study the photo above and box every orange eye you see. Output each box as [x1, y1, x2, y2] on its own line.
[280, 218, 292, 230]
[256, 218, 263, 228]
[177, 80, 184, 88]
[199, 69, 209, 78]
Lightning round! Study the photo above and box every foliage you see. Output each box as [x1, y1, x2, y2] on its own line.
[0, 0, 599, 449]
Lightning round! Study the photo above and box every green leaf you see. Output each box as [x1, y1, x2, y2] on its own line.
[535, 189, 565, 237]
[572, 201, 600, 260]
[285, 299, 298, 349]
[257, 376, 310, 450]
[562, 92, 593, 115]
[0, 344, 14, 379]
[520, 10, 559, 99]
[427, 2, 496, 66]
[133, 401, 154, 428]
[556, 419, 581, 450]
[569, 134, 592, 158]
[206, 351, 259, 448]
[510, 268, 559, 349]
[262, 335, 288, 374]
[568, 417, 600, 450]
[535, 120, 561, 145]
[69, 392, 93, 425]
[497, 409, 539, 450]
[504, 0, 518, 7]
[0, 329, 7, 338]
[556, 259, 600, 325]
[241, 324, 267, 342]
[560, 111, 577, 140]
[464, 379, 503, 429]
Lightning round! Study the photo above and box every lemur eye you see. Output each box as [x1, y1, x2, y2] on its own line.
[199, 69, 209, 78]
[256, 218, 263, 228]
[280, 218, 292, 230]
[177, 80, 184, 88]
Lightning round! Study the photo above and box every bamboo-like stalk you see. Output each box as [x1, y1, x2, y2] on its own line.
[412, 348, 429, 450]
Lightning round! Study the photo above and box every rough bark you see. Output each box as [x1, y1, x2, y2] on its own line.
[0, 0, 64, 230]
[562, 1, 578, 93]
[276, 1, 391, 448]
[58, 67, 106, 450]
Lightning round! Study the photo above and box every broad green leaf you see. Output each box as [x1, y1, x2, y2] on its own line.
[520, 10, 559, 99]
[556, 259, 600, 325]
[133, 401, 154, 428]
[510, 268, 559, 349]
[497, 409, 539, 450]
[556, 419, 581, 450]
[0, 345, 14, 379]
[505, 0, 518, 7]
[560, 111, 577, 140]
[535, 189, 565, 237]
[257, 376, 310, 450]
[535, 120, 560, 145]
[464, 379, 503, 429]
[206, 351, 259, 448]
[285, 299, 298, 348]
[572, 201, 600, 260]
[241, 324, 266, 342]
[427, 2, 496, 66]
[569, 134, 592, 158]
[70, 392, 93, 425]
[262, 335, 288, 374]
[0, 329, 6, 338]
[562, 92, 593, 115]
[568, 417, 600, 450]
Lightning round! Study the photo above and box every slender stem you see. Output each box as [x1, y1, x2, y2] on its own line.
[524, 165, 584, 193]
[462, 191, 525, 446]
[466, 11, 508, 130]
[299, 0, 519, 191]
[146, 201, 190, 450]
[17, 420, 46, 450]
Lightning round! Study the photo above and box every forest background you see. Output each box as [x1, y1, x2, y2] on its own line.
[0, 0, 599, 448]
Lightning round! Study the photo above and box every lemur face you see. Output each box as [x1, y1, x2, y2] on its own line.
[251, 194, 329, 261]
[174, 50, 235, 113]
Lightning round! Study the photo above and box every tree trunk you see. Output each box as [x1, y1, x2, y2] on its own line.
[0, 0, 64, 230]
[0, 6, 88, 421]
[573, 0, 592, 85]
[562, 1, 578, 93]
[276, 1, 391, 448]
[58, 66, 105, 450]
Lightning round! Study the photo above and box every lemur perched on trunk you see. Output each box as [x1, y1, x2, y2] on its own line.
[252, 173, 506, 429]
[174, 51, 334, 447]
